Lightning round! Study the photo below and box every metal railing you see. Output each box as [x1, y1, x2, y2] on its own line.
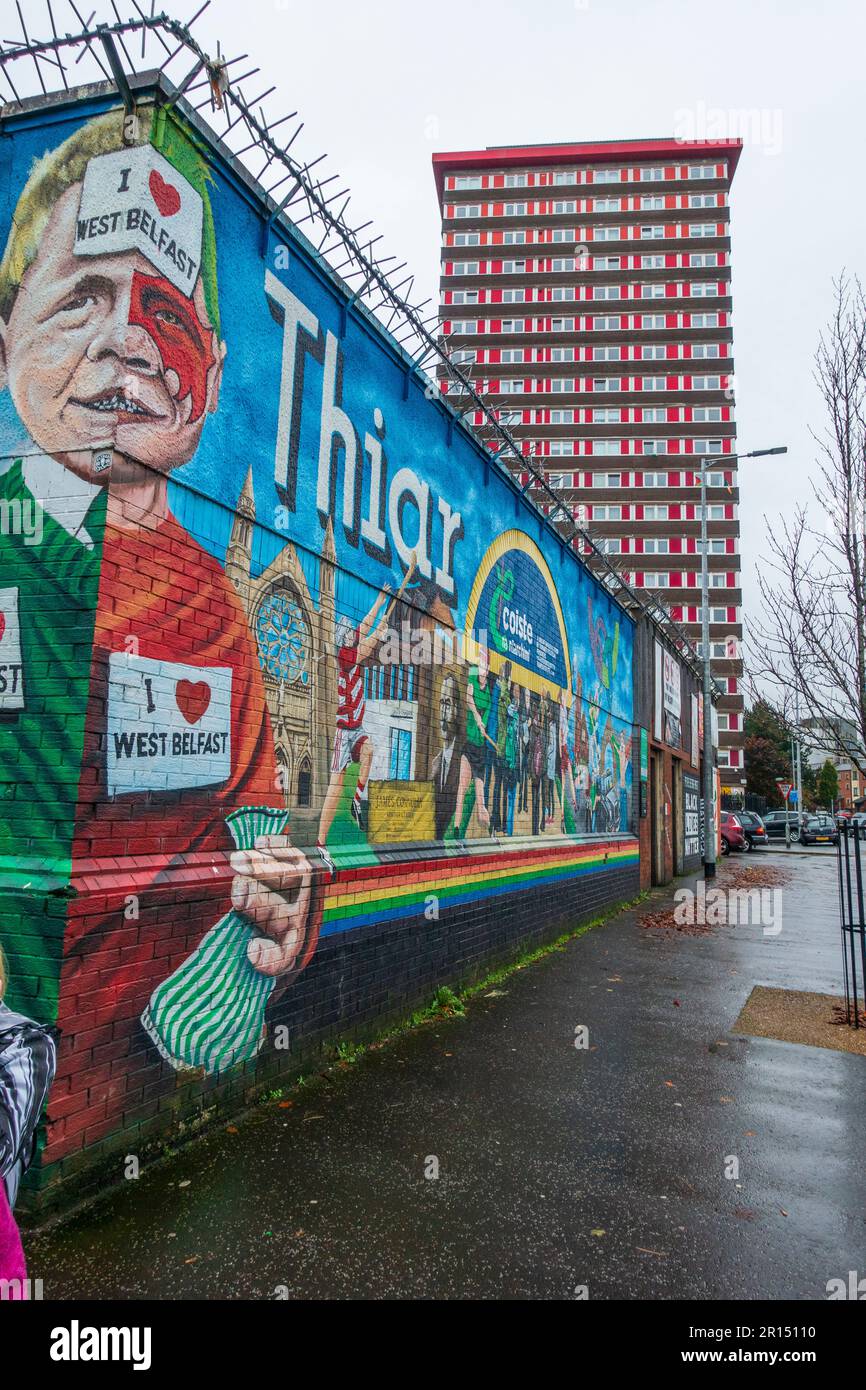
[836, 821, 866, 1027]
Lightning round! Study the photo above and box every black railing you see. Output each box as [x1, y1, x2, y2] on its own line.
[837, 821, 866, 1027]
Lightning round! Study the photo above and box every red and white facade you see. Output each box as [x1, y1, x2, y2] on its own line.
[432, 137, 745, 782]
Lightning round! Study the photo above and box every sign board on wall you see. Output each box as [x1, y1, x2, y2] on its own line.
[369, 782, 435, 843]
[464, 532, 571, 697]
[690, 694, 699, 768]
[662, 651, 681, 718]
[653, 641, 663, 742]
[639, 727, 649, 818]
[683, 772, 700, 861]
[662, 649, 682, 749]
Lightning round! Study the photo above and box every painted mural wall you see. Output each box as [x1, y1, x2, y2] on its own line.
[0, 91, 637, 1185]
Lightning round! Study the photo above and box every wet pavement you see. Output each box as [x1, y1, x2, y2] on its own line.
[26, 852, 865, 1301]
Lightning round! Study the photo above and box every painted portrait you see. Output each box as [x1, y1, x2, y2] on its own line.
[0, 108, 320, 1093]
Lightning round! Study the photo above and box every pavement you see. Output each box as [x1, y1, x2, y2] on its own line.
[26, 851, 865, 1301]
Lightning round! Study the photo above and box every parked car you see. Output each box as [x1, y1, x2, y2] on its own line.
[761, 810, 808, 842]
[849, 812, 866, 840]
[800, 813, 839, 846]
[720, 810, 746, 855]
[736, 810, 769, 851]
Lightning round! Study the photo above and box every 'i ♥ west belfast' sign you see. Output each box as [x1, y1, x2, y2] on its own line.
[105, 653, 232, 796]
[74, 145, 203, 296]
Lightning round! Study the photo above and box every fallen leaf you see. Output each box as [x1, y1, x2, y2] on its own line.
[590, 1228, 606, 1237]
[673, 999, 681, 1007]
[664, 1080, 676, 1088]
[719, 1096, 734, 1104]
[226, 1125, 238, 1134]
[178, 1179, 191, 1188]
[779, 1208, 788, 1218]
[184, 1255, 198, 1264]
[743, 1130, 756, 1137]
[278, 1100, 293, 1109]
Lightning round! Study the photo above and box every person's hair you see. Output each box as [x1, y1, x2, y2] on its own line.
[0, 944, 7, 1002]
[0, 104, 220, 333]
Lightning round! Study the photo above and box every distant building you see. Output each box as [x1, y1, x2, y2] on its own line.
[836, 763, 864, 811]
[797, 715, 865, 809]
[432, 136, 745, 782]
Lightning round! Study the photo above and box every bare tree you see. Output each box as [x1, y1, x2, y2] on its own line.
[749, 276, 866, 775]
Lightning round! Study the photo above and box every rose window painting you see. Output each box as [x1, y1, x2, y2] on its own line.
[256, 591, 310, 685]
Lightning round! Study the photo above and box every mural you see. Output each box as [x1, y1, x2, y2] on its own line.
[0, 97, 634, 1144]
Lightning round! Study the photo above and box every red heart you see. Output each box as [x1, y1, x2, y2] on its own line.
[175, 680, 211, 724]
[149, 168, 181, 217]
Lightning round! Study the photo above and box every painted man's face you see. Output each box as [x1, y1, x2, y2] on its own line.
[439, 675, 458, 742]
[0, 182, 224, 475]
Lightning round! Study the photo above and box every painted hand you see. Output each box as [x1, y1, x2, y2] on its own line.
[614, 733, 630, 785]
[230, 834, 315, 978]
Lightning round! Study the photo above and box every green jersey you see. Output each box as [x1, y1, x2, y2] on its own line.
[466, 666, 492, 747]
[0, 457, 106, 1020]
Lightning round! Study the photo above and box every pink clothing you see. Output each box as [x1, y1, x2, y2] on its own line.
[0, 1181, 26, 1297]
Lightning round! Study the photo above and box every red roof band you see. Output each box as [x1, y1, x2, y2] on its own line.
[432, 138, 743, 205]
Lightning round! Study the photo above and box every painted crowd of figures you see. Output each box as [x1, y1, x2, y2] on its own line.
[430, 643, 632, 844]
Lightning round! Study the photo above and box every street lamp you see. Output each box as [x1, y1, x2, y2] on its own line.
[700, 445, 787, 879]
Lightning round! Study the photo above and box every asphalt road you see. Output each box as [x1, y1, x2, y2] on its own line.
[26, 853, 864, 1300]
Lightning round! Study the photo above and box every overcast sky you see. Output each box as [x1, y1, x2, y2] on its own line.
[12, 0, 866, 673]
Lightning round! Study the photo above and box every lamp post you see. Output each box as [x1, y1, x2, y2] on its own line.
[700, 445, 787, 879]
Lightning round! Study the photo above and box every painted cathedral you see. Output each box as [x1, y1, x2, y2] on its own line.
[224, 469, 338, 835]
